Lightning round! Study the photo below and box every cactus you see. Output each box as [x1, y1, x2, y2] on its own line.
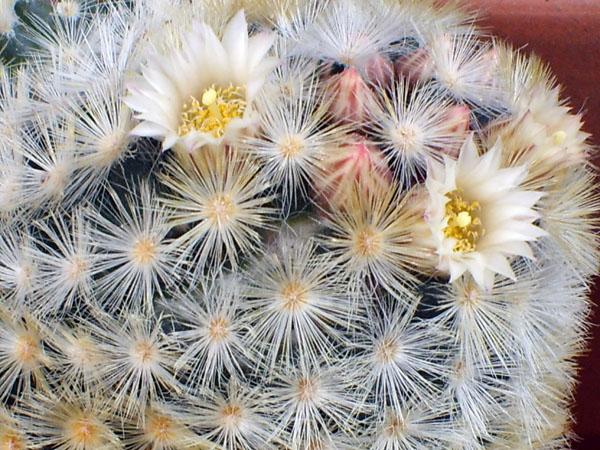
[0, 0, 598, 448]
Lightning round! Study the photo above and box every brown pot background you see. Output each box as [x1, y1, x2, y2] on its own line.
[462, 0, 600, 447]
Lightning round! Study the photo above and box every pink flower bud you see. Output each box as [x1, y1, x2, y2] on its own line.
[445, 105, 471, 134]
[315, 135, 392, 212]
[436, 105, 471, 159]
[394, 48, 434, 84]
[326, 67, 377, 124]
[365, 53, 394, 86]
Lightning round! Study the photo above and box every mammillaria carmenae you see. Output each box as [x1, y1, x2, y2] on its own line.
[0, 0, 598, 448]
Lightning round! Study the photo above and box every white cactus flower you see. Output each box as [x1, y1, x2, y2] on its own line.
[424, 135, 547, 290]
[125, 10, 278, 153]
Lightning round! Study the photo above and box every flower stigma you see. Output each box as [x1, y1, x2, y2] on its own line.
[443, 190, 483, 252]
[552, 130, 567, 146]
[179, 85, 246, 138]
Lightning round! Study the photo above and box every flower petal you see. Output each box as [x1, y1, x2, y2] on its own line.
[247, 31, 276, 70]
[131, 121, 167, 137]
[484, 252, 515, 280]
[222, 9, 249, 82]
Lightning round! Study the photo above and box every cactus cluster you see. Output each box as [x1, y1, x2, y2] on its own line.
[0, 0, 598, 448]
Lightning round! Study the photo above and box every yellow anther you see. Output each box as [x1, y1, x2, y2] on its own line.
[552, 130, 567, 146]
[443, 190, 484, 253]
[179, 84, 246, 138]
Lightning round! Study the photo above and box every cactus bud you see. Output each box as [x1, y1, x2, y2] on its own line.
[394, 48, 434, 84]
[315, 135, 392, 212]
[325, 67, 377, 124]
[365, 53, 394, 86]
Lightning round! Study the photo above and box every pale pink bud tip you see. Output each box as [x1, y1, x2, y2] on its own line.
[394, 48, 434, 84]
[438, 105, 471, 159]
[365, 53, 394, 86]
[315, 136, 392, 212]
[327, 67, 377, 124]
[445, 105, 471, 134]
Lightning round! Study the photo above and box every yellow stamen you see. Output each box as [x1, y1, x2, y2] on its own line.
[443, 190, 484, 253]
[179, 84, 246, 138]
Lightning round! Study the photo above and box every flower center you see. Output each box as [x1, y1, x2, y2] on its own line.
[443, 190, 483, 253]
[552, 129, 567, 146]
[179, 85, 246, 138]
